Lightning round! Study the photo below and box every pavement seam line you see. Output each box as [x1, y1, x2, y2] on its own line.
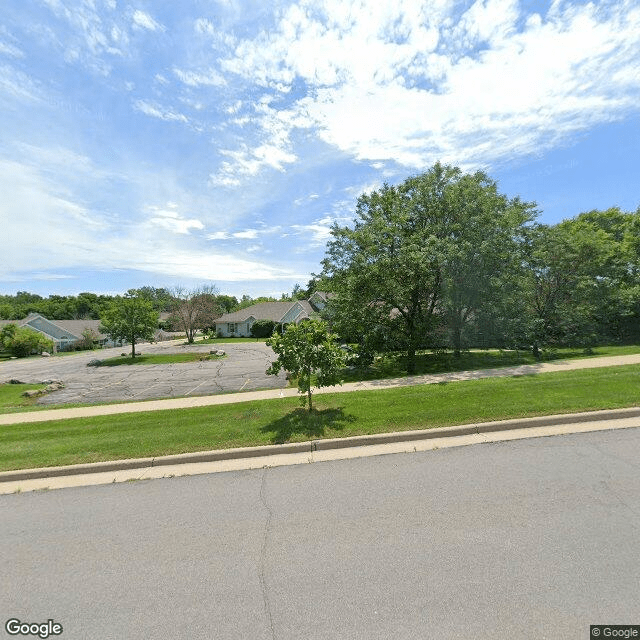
[259, 467, 276, 640]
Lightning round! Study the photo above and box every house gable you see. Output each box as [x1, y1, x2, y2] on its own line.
[308, 291, 327, 311]
[23, 314, 81, 342]
[281, 301, 304, 324]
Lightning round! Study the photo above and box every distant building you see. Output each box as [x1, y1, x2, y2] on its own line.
[214, 292, 332, 338]
[0, 314, 120, 351]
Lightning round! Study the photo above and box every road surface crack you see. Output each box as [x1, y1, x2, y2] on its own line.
[259, 467, 276, 640]
[592, 443, 640, 530]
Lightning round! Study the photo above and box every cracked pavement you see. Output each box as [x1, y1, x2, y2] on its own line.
[2, 428, 639, 639]
[0, 339, 287, 404]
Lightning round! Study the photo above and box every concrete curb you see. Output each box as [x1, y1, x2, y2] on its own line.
[2, 406, 639, 483]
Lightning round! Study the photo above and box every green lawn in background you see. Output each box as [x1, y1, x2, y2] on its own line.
[340, 344, 640, 382]
[189, 337, 267, 344]
[0, 384, 48, 412]
[96, 353, 225, 366]
[1, 364, 638, 472]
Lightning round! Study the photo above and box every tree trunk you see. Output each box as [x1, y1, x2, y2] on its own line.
[532, 342, 541, 360]
[453, 327, 462, 358]
[407, 345, 416, 375]
[131, 338, 136, 359]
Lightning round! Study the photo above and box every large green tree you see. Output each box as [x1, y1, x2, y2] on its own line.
[99, 291, 159, 358]
[519, 207, 640, 352]
[322, 163, 537, 372]
[266, 320, 346, 411]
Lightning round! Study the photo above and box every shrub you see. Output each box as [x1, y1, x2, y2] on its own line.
[345, 343, 375, 369]
[3, 326, 54, 357]
[250, 319, 277, 338]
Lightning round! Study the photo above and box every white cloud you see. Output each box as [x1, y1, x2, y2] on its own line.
[0, 64, 42, 102]
[0, 40, 23, 58]
[215, 0, 640, 170]
[133, 99, 188, 123]
[209, 173, 241, 188]
[195, 18, 216, 35]
[291, 214, 351, 246]
[211, 141, 297, 186]
[173, 67, 226, 87]
[232, 229, 259, 239]
[132, 10, 164, 32]
[147, 205, 205, 235]
[0, 156, 295, 284]
[208, 231, 231, 240]
[37, 0, 129, 74]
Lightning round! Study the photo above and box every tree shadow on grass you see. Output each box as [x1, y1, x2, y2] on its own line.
[260, 407, 356, 444]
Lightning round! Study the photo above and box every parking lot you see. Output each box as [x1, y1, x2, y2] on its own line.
[0, 340, 287, 405]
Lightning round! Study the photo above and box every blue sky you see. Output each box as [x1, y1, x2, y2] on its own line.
[1, 0, 639, 299]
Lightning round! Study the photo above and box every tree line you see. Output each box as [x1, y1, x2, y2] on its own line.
[319, 163, 640, 373]
[0, 287, 309, 324]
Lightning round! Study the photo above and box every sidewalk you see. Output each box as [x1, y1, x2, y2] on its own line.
[2, 353, 640, 426]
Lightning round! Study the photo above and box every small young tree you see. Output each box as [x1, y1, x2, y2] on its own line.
[266, 319, 346, 411]
[99, 291, 159, 358]
[78, 327, 99, 350]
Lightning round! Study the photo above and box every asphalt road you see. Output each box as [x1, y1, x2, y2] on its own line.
[2, 428, 639, 639]
[0, 340, 286, 404]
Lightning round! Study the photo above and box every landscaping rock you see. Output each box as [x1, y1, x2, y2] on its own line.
[22, 389, 44, 398]
[45, 381, 65, 392]
[87, 359, 102, 367]
[216, 350, 225, 356]
[41, 351, 51, 357]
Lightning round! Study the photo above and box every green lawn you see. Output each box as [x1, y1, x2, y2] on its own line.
[0, 383, 48, 412]
[96, 352, 225, 366]
[340, 344, 640, 382]
[1, 364, 639, 472]
[190, 337, 266, 344]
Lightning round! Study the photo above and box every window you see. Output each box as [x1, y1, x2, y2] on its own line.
[228, 323, 236, 334]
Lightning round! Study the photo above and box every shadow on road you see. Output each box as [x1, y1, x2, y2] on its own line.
[260, 407, 356, 444]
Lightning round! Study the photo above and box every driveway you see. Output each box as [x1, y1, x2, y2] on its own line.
[0, 340, 287, 405]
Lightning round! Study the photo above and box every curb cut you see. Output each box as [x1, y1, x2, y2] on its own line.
[2, 406, 640, 484]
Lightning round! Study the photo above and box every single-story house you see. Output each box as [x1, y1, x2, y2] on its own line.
[0, 314, 120, 351]
[214, 292, 332, 338]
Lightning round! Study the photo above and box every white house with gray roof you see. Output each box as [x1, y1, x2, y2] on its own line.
[0, 314, 119, 351]
[214, 296, 330, 337]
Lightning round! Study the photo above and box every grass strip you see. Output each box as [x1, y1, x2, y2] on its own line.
[1, 364, 639, 472]
[0, 384, 48, 412]
[96, 353, 225, 366]
[190, 337, 266, 344]
[340, 344, 640, 382]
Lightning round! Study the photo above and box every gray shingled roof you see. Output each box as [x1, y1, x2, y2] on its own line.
[0, 316, 107, 340]
[53, 319, 106, 339]
[216, 301, 301, 323]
